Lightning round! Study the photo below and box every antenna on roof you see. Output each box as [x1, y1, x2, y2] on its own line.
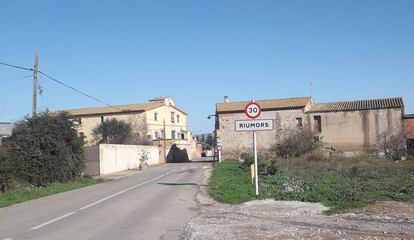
[309, 82, 313, 97]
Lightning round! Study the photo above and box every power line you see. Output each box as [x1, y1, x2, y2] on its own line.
[0, 74, 32, 84]
[0, 61, 33, 72]
[0, 59, 122, 111]
[38, 71, 123, 111]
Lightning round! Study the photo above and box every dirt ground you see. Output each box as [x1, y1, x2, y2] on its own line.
[183, 165, 414, 240]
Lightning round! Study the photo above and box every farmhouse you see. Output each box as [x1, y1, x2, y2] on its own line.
[65, 97, 191, 145]
[215, 96, 405, 158]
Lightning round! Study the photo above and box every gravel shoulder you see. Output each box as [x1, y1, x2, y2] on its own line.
[184, 164, 414, 240]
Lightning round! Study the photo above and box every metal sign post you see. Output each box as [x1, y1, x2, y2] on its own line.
[234, 101, 273, 196]
[253, 130, 258, 195]
[217, 138, 223, 163]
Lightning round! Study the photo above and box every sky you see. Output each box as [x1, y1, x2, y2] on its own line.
[1, 0, 413, 134]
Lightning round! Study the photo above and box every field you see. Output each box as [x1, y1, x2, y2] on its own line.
[208, 158, 414, 213]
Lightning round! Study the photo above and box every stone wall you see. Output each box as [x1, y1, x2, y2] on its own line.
[217, 109, 307, 159]
[310, 108, 404, 152]
[217, 107, 404, 159]
[405, 118, 414, 139]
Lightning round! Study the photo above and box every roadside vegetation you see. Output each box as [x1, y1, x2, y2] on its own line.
[0, 177, 104, 208]
[209, 129, 414, 213]
[0, 112, 104, 207]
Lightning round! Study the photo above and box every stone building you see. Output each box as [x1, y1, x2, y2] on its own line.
[405, 114, 414, 155]
[65, 97, 191, 145]
[0, 122, 13, 145]
[215, 96, 405, 159]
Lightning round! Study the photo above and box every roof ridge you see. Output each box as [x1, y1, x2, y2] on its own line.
[308, 97, 403, 113]
[216, 96, 312, 105]
[65, 101, 163, 112]
[313, 97, 403, 105]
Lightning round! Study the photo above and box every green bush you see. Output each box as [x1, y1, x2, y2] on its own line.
[0, 112, 84, 189]
[0, 146, 17, 192]
[92, 118, 134, 144]
[241, 152, 278, 175]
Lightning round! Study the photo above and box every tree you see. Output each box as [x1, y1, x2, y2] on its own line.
[92, 118, 134, 144]
[0, 112, 84, 188]
[206, 134, 214, 147]
[376, 128, 407, 160]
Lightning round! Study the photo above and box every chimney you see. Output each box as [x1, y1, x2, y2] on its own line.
[224, 96, 229, 103]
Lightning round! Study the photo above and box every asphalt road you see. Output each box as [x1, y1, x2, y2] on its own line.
[0, 162, 209, 240]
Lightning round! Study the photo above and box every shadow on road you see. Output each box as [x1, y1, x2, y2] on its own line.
[157, 182, 208, 187]
[167, 157, 215, 164]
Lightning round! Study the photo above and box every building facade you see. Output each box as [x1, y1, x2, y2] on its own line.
[0, 122, 14, 145]
[216, 96, 405, 159]
[65, 97, 190, 145]
[405, 114, 414, 155]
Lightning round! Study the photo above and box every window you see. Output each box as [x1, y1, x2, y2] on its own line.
[79, 132, 85, 139]
[171, 130, 176, 139]
[155, 131, 159, 139]
[296, 117, 303, 128]
[177, 114, 180, 123]
[154, 112, 158, 121]
[181, 133, 185, 140]
[171, 112, 175, 123]
[313, 115, 322, 133]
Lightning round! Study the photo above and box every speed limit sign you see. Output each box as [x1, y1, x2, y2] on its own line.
[245, 102, 261, 119]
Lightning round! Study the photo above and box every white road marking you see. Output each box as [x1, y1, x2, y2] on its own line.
[30, 212, 75, 230]
[30, 169, 176, 230]
[80, 169, 176, 210]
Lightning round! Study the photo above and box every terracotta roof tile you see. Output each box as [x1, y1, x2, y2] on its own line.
[308, 97, 404, 113]
[65, 102, 165, 116]
[216, 97, 312, 113]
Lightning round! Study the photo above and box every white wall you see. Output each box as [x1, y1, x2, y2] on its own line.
[98, 144, 161, 175]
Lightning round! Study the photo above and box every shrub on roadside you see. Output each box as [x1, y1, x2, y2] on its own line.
[305, 149, 327, 161]
[92, 118, 134, 145]
[376, 129, 407, 160]
[0, 146, 17, 192]
[0, 112, 84, 190]
[275, 129, 322, 158]
[240, 152, 279, 175]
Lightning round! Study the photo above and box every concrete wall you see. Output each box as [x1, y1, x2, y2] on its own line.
[156, 139, 202, 162]
[217, 109, 307, 159]
[84, 144, 161, 175]
[310, 108, 404, 152]
[175, 141, 202, 160]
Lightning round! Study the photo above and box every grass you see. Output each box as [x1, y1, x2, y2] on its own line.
[0, 177, 105, 208]
[208, 158, 414, 213]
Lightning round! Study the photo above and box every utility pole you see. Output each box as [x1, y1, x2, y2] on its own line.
[32, 50, 39, 116]
[163, 119, 167, 163]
